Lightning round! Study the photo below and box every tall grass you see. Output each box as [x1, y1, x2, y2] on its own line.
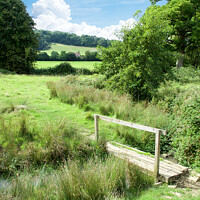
[0, 114, 107, 175]
[1, 158, 153, 200]
[0, 114, 153, 199]
[47, 76, 172, 153]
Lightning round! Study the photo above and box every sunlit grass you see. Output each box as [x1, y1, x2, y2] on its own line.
[35, 60, 101, 70]
[41, 43, 97, 55]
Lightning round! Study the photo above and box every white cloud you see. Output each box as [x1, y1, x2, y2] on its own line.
[32, 0, 136, 40]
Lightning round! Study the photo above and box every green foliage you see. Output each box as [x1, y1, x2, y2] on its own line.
[0, 68, 16, 75]
[36, 30, 113, 50]
[171, 87, 200, 167]
[0, 0, 38, 74]
[153, 67, 200, 167]
[150, 0, 200, 68]
[97, 6, 174, 100]
[37, 49, 100, 61]
[166, 0, 200, 67]
[37, 52, 50, 61]
[172, 66, 200, 83]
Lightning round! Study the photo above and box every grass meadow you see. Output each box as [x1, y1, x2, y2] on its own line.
[0, 68, 199, 199]
[35, 61, 100, 70]
[0, 74, 154, 199]
[41, 43, 97, 55]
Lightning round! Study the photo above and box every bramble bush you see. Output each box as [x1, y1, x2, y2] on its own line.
[171, 87, 200, 167]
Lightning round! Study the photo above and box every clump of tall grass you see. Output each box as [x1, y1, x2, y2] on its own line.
[1, 157, 153, 200]
[0, 115, 107, 175]
[47, 76, 136, 121]
[57, 158, 153, 200]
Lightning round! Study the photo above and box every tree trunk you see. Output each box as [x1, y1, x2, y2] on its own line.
[176, 53, 184, 68]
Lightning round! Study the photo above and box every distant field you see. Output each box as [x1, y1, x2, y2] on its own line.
[35, 61, 101, 70]
[41, 43, 97, 55]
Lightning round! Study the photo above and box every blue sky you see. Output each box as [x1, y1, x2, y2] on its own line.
[22, 0, 167, 39]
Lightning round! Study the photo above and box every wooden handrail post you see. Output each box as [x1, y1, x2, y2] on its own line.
[94, 114, 99, 141]
[154, 129, 161, 182]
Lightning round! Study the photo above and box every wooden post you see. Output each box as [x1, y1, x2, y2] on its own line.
[154, 129, 161, 182]
[94, 114, 99, 141]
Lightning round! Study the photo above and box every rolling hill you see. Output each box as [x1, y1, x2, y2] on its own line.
[41, 43, 97, 55]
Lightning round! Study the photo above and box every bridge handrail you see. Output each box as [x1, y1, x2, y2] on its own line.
[94, 114, 167, 182]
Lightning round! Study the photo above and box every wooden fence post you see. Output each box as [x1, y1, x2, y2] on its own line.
[94, 114, 99, 141]
[154, 129, 161, 182]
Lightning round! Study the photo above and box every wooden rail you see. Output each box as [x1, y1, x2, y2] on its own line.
[94, 114, 167, 182]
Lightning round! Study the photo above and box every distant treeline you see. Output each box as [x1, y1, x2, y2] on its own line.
[37, 30, 114, 50]
[37, 50, 101, 61]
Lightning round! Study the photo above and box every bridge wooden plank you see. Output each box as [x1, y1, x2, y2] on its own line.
[111, 142, 188, 173]
[107, 143, 185, 175]
[106, 142, 188, 183]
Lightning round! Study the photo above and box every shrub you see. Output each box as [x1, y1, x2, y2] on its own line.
[172, 66, 200, 83]
[0, 68, 16, 75]
[171, 87, 200, 167]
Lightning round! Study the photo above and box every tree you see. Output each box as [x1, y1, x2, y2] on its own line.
[85, 51, 99, 61]
[0, 0, 38, 73]
[66, 52, 77, 61]
[166, 0, 200, 68]
[51, 51, 59, 61]
[37, 52, 50, 61]
[60, 51, 68, 61]
[98, 6, 175, 100]
[150, 0, 200, 68]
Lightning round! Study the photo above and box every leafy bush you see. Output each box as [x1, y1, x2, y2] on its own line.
[0, 68, 16, 75]
[154, 75, 200, 167]
[171, 87, 200, 167]
[172, 66, 200, 83]
[97, 5, 175, 100]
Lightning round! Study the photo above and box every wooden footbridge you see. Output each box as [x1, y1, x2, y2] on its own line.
[94, 114, 189, 183]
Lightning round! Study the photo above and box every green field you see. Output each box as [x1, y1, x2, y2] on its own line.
[35, 61, 101, 70]
[41, 43, 97, 55]
[1, 74, 199, 199]
[0, 75, 95, 129]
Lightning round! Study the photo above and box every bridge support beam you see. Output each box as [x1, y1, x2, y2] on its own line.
[154, 130, 161, 182]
